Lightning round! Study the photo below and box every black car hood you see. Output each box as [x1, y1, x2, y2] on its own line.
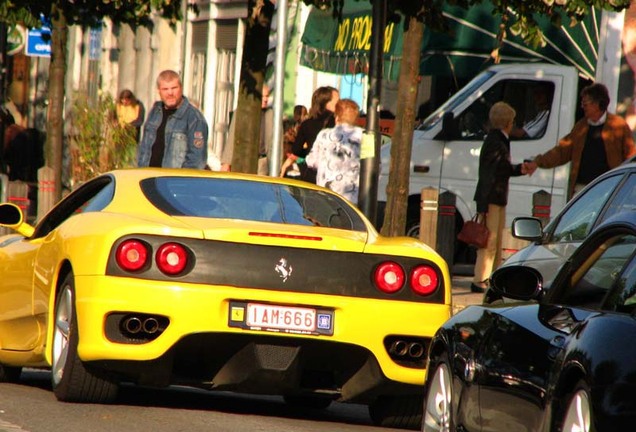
[456, 303, 566, 341]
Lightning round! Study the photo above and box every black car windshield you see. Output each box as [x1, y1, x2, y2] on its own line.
[140, 177, 367, 231]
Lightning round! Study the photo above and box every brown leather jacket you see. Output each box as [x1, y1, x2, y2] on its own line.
[534, 113, 636, 199]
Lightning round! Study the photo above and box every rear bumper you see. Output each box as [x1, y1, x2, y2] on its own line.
[70, 275, 451, 395]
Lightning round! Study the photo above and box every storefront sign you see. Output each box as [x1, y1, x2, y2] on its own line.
[26, 26, 52, 58]
[7, 25, 26, 56]
[333, 15, 396, 54]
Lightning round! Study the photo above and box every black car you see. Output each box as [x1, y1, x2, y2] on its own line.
[422, 214, 636, 432]
[486, 161, 636, 301]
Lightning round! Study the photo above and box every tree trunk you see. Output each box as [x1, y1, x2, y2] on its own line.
[380, 16, 424, 237]
[47, 4, 68, 201]
[231, 0, 274, 174]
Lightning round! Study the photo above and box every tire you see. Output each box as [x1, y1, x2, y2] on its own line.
[0, 364, 21, 383]
[51, 272, 118, 403]
[559, 380, 594, 432]
[405, 200, 421, 239]
[421, 358, 453, 432]
[283, 395, 332, 410]
[369, 395, 423, 430]
[405, 217, 420, 239]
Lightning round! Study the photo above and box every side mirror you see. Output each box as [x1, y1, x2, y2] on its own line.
[511, 217, 543, 241]
[441, 112, 457, 141]
[0, 203, 34, 238]
[0, 203, 23, 225]
[490, 265, 544, 301]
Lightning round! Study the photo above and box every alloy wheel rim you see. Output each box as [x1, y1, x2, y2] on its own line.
[52, 286, 72, 386]
[422, 363, 451, 432]
[562, 389, 591, 432]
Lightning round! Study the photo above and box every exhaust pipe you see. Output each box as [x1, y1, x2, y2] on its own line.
[123, 317, 142, 334]
[143, 317, 160, 334]
[408, 342, 425, 359]
[389, 340, 408, 357]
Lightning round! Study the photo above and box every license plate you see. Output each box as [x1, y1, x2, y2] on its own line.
[228, 301, 334, 335]
[247, 303, 316, 331]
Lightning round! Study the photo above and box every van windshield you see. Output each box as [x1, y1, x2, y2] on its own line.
[417, 70, 496, 132]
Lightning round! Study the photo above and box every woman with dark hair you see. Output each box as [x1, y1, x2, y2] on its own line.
[280, 86, 339, 183]
[280, 105, 308, 178]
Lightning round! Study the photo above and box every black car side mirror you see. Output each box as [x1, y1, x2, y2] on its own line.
[490, 265, 544, 301]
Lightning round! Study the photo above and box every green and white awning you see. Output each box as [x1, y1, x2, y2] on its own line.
[300, 0, 601, 81]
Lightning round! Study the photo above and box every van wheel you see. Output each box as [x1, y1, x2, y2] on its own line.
[405, 199, 422, 239]
[406, 217, 420, 238]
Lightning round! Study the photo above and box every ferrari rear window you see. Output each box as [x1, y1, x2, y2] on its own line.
[140, 177, 367, 231]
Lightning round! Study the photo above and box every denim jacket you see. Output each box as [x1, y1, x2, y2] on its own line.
[137, 96, 209, 168]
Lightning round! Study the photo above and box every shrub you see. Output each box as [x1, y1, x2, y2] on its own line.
[70, 93, 137, 183]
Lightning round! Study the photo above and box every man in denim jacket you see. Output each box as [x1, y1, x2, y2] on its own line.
[138, 70, 209, 169]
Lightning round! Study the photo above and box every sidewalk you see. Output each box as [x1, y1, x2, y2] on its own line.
[451, 274, 485, 314]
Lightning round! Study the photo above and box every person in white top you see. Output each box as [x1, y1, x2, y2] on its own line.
[305, 99, 363, 205]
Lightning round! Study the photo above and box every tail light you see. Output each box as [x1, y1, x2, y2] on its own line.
[156, 242, 188, 275]
[116, 240, 149, 272]
[410, 265, 439, 295]
[374, 261, 405, 293]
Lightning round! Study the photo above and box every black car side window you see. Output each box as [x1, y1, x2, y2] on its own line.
[602, 246, 636, 314]
[562, 234, 636, 309]
[599, 173, 636, 223]
[551, 175, 622, 243]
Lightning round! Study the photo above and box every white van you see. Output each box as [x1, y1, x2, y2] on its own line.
[378, 63, 581, 263]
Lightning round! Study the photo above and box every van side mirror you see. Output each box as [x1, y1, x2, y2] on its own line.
[441, 112, 457, 141]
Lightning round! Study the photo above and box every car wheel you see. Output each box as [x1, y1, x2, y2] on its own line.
[51, 272, 118, 403]
[422, 358, 453, 432]
[0, 364, 21, 382]
[283, 395, 332, 409]
[369, 395, 423, 429]
[406, 217, 420, 239]
[560, 380, 594, 432]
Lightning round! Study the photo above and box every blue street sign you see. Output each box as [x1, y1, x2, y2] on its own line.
[26, 27, 51, 58]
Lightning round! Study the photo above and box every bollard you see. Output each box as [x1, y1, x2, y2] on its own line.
[0, 173, 7, 203]
[0, 174, 7, 235]
[436, 191, 456, 267]
[419, 188, 438, 249]
[532, 189, 551, 227]
[38, 166, 56, 221]
[7, 181, 30, 216]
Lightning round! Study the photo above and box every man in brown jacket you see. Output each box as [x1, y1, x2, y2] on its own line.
[525, 83, 636, 200]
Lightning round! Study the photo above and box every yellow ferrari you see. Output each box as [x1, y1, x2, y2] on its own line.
[0, 168, 451, 429]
